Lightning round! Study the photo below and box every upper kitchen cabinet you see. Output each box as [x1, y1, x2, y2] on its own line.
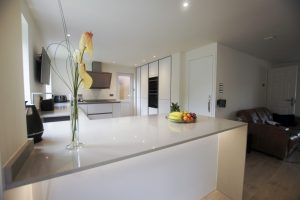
[149, 61, 158, 78]
[159, 57, 171, 100]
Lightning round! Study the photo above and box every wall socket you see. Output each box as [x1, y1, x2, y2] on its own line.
[109, 94, 114, 97]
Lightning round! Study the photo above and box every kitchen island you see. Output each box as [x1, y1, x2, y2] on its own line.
[5, 113, 247, 200]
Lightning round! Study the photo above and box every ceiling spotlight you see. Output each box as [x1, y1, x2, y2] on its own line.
[264, 35, 277, 40]
[66, 33, 71, 37]
[183, 1, 189, 7]
[153, 56, 156, 58]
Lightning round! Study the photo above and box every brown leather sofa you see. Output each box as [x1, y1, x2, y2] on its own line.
[236, 107, 300, 159]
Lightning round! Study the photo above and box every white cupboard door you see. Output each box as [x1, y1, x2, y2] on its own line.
[149, 61, 158, 78]
[136, 67, 141, 115]
[159, 99, 170, 114]
[188, 56, 214, 117]
[113, 103, 121, 117]
[141, 98, 148, 116]
[159, 57, 171, 100]
[140, 64, 148, 115]
[141, 64, 148, 99]
[267, 66, 298, 114]
[87, 104, 113, 114]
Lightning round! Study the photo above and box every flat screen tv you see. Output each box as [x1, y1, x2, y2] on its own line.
[37, 47, 51, 85]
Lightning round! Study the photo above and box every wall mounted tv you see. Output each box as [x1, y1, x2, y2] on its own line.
[36, 47, 51, 85]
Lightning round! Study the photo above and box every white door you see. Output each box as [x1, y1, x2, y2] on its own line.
[267, 66, 298, 114]
[117, 73, 134, 116]
[188, 56, 214, 116]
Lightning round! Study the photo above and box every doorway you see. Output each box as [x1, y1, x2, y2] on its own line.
[117, 73, 134, 116]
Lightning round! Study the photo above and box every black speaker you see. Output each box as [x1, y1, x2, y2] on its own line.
[26, 104, 44, 143]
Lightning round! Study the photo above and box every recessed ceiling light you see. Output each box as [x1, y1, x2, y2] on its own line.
[264, 35, 277, 40]
[134, 64, 138, 66]
[153, 56, 156, 58]
[66, 33, 71, 37]
[142, 59, 146, 62]
[183, 1, 189, 7]
[112, 61, 116, 64]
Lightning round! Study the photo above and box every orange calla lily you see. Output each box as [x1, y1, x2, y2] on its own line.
[79, 63, 93, 89]
[79, 32, 93, 58]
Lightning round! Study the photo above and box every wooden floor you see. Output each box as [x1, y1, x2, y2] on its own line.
[202, 191, 230, 200]
[243, 150, 300, 200]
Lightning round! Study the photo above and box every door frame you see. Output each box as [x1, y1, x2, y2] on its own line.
[116, 73, 134, 115]
[185, 55, 217, 117]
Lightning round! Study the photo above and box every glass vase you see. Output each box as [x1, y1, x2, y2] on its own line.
[67, 95, 83, 150]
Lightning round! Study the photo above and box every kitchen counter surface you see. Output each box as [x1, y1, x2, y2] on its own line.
[8, 113, 246, 189]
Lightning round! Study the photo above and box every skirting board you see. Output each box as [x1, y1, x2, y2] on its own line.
[3, 140, 34, 189]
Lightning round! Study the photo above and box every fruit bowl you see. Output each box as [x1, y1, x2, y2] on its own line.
[168, 118, 196, 123]
[167, 112, 197, 123]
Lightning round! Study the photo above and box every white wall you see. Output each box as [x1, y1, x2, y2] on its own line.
[0, 0, 28, 165]
[215, 44, 270, 119]
[21, 1, 46, 102]
[0, 0, 33, 199]
[51, 60, 135, 100]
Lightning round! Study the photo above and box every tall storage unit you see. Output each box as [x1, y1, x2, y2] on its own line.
[136, 67, 141, 115]
[140, 64, 148, 116]
[136, 56, 171, 116]
[158, 57, 171, 114]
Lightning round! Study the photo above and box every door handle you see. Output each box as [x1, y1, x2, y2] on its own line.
[286, 97, 296, 106]
[208, 95, 211, 113]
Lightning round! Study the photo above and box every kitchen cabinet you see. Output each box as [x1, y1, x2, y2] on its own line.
[148, 61, 158, 78]
[79, 103, 121, 119]
[136, 67, 141, 115]
[158, 57, 171, 114]
[136, 56, 172, 116]
[140, 64, 148, 116]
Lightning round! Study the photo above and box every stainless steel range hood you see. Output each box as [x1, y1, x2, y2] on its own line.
[87, 62, 112, 89]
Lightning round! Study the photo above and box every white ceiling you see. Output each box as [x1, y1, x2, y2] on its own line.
[26, 0, 300, 67]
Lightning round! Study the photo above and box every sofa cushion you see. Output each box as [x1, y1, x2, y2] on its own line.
[237, 109, 262, 123]
[273, 113, 297, 127]
[256, 107, 273, 123]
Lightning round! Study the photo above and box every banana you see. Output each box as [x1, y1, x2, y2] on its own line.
[168, 112, 183, 120]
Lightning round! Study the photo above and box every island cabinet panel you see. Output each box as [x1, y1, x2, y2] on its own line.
[31, 134, 219, 200]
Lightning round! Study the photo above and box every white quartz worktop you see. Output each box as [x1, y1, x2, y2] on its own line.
[10, 112, 246, 189]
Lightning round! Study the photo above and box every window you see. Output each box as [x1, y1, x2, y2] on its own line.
[21, 14, 31, 102]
